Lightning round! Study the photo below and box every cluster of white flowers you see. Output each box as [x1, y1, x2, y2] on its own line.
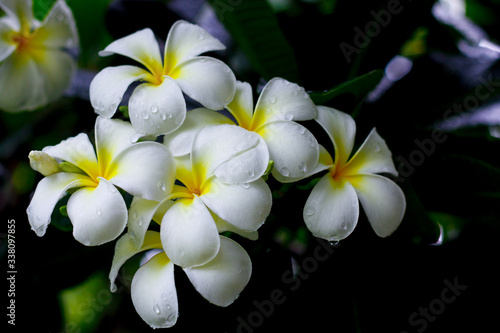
[4, 0, 406, 329]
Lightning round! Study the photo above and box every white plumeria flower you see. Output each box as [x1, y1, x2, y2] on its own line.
[90, 20, 236, 136]
[0, 0, 78, 112]
[164, 78, 319, 182]
[109, 230, 252, 329]
[26, 116, 175, 246]
[303, 106, 406, 241]
[127, 124, 272, 268]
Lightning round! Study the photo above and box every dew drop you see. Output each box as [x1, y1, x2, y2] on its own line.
[161, 292, 169, 301]
[329, 240, 340, 246]
[142, 111, 150, 120]
[154, 304, 161, 314]
[96, 205, 102, 216]
[158, 181, 166, 192]
[269, 95, 277, 104]
[199, 58, 208, 63]
[166, 312, 176, 323]
[240, 183, 250, 189]
[305, 207, 315, 216]
[197, 33, 205, 40]
[299, 161, 307, 173]
[374, 144, 381, 152]
[248, 169, 255, 178]
[150, 105, 159, 113]
[340, 221, 347, 230]
[280, 167, 290, 177]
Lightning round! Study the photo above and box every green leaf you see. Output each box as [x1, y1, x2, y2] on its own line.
[208, 0, 300, 82]
[33, 0, 56, 20]
[309, 70, 383, 105]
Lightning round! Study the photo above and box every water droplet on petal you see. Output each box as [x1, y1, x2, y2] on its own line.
[167, 312, 176, 323]
[154, 304, 161, 314]
[305, 207, 315, 216]
[96, 205, 102, 216]
[150, 105, 159, 113]
[299, 161, 307, 173]
[329, 240, 340, 247]
[197, 33, 205, 40]
[269, 95, 277, 104]
[280, 167, 290, 177]
[284, 112, 293, 121]
[142, 111, 150, 120]
[240, 183, 250, 189]
[158, 181, 166, 192]
[374, 144, 381, 152]
[161, 292, 169, 301]
[340, 221, 347, 230]
[199, 58, 207, 63]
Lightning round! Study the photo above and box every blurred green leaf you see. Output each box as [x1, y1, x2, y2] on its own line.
[309, 70, 383, 105]
[208, 0, 300, 82]
[33, 0, 56, 20]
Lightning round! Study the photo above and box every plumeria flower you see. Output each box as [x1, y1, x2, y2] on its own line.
[303, 106, 406, 241]
[90, 20, 236, 136]
[27, 116, 175, 246]
[164, 78, 319, 182]
[127, 124, 272, 268]
[109, 230, 252, 329]
[0, 0, 78, 112]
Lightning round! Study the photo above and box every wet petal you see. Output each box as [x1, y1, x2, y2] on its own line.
[67, 178, 127, 246]
[303, 174, 359, 241]
[0, 0, 33, 26]
[163, 108, 233, 157]
[200, 177, 271, 232]
[252, 78, 316, 129]
[35, 0, 78, 49]
[347, 174, 406, 237]
[160, 196, 220, 268]
[26, 172, 93, 237]
[343, 128, 398, 177]
[106, 142, 176, 202]
[131, 253, 178, 329]
[257, 121, 319, 182]
[192, 124, 269, 184]
[95, 116, 138, 168]
[43, 132, 98, 177]
[172, 57, 236, 110]
[90, 65, 148, 118]
[315, 106, 356, 167]
[128, 77, 186, 136]
[184, 236, 252, 307]
[109, 230, 162, 292]
[99, 28, 163, 75]
[226, 81, 254, 129]
[164, 20, 225, 69]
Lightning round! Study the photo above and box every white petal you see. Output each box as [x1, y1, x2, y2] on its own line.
[95, 116, 138, 166]
[347, 174, 406, 237]
[0, 55, 47, 112]
[226, 80, 254, 129]
[305, 144, 334, 178]
[0, 17, 17, 62]
[200, 177, 271, 232]
[315, 106, 356, 167]
[343, 128, 398, 176]
[303, 174, 359, 241]
[164, 20, 225, 69]
[99, 28, 163, 75]
[252, 78, 316, 129]
[184, 236, 252, 307]
[173, 56, 236, 110]
[131, 253, 178, 329]
[0, 0, 33, 25]
[163, 108, 233, 157]
[160, 196, 220, 268]
[109, 230, 162, 292]
[192, 124, 269, 184]
[257, 121, 319, 182]
[90, 65, 148, 118]
[106, 142, 176, 202]
[37, 0, 79, 49]
[215, 217, 259, 241]
[128, 197, 173, 249]
[43, 132, 98, 177]
[67, 178, 127, 246]
[34, 49, 76, 104]
[128, 77, 186, 136]
[26, 172, 93, 237]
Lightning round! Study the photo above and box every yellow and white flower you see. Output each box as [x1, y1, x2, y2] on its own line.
[164, 78, 319, 182]
[90, 20, 236, 136]
[0, 0, 78, 112]
[27, 116, 175, 246]
[128, 124, 272, 268]
[303, 106, 406, 241]
[109, 231, 252, 329]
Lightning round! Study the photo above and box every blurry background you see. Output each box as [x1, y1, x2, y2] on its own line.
[1, 0, 499, 332]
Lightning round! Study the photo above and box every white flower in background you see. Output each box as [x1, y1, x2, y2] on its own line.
[90, 20, 236, 136]
[164, 78, 319, 182]
[109, 230, 252, 329]
[0, 0, 78, 112]
[303, 106, 406, 241]
[27, 116, 175, 246]
[127, 124, 272, 268]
